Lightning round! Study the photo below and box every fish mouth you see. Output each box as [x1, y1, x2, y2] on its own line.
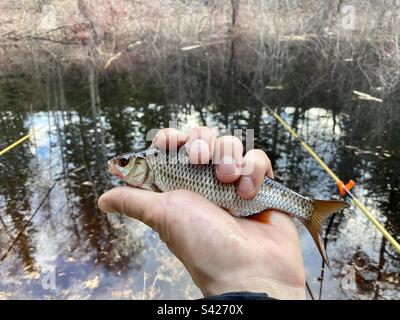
[112, 173, 124, 179]
[107, 160, 124, 180]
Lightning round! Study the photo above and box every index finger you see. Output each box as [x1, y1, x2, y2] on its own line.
[151, 128, 187, 152]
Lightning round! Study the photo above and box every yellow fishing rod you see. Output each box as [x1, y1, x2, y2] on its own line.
[0, 125, 45, 156]
[240, 81, 400, 254]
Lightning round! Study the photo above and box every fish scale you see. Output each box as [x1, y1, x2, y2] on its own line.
[146, 149, 314, 219]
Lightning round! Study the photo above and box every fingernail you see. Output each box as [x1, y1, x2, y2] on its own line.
[189, 139, 210, 164]
[217, 156, 240, 176]
[238, 176, 255, 196]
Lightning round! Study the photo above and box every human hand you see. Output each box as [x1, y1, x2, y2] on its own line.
[98, 127, 306, 299]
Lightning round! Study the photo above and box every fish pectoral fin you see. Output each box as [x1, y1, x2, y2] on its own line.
[150, 183, 162, 192]
[248, 209, 273, 224]
[221, 206, 234, 215]
[302, 199, 350, 269]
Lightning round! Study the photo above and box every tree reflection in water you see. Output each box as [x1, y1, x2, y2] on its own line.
[0, 48, 399, 299]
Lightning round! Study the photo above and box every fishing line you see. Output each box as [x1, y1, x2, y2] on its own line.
[306, 281, 315, 300]
[318, 214, 337, 299]
[0, 174, 62, 263]
[239, 81, 400, 255]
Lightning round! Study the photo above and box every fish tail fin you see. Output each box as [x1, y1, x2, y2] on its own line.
[302, 199, 350, 269]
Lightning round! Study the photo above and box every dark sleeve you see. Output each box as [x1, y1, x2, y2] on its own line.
[200, 291, 275, 300]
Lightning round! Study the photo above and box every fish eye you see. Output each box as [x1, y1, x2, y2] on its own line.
[118, 158, 129, 167]
[154, 151, 159, 157]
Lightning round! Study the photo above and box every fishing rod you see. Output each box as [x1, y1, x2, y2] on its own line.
[0, 125, 46, 156]
[0, 99, 92, 157]
[239, 81, 400, 255]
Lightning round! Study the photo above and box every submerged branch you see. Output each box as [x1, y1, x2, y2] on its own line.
[3, 33, 81, 46]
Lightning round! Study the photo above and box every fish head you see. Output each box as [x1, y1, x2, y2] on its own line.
[108, 151, 150, 187]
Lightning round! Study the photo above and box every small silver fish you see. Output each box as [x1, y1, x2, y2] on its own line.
[108, 148, 349, 267]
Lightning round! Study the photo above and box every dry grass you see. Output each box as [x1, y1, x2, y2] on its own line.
[1, 0, 400, 92]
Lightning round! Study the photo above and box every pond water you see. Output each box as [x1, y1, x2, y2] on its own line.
[0, 56, 399, 299]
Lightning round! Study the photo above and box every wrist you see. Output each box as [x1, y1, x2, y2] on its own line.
[200, 276, 306, 300]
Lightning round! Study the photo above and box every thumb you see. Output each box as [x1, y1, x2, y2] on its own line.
[98, 186, 166, 234]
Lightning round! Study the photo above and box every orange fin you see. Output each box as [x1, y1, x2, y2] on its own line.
[248, 210, 273, 224]
[302, 199, 350, 269]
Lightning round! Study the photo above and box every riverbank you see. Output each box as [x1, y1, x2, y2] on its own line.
[1, 0, 400, 94]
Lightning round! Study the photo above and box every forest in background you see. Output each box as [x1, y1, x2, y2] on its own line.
[1, 0, 400, 94]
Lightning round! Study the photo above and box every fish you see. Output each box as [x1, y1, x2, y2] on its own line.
[107, 147, 350, 267]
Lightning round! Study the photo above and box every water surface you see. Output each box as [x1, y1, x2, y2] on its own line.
[0, 58, 399, 299]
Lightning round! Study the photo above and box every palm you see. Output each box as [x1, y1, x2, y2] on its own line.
[158, 190, 305, 296]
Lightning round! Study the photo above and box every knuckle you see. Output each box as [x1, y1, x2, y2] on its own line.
[190, 126, 207, 136]
[156, 128, 171, 137]
[217, 135, 242, 146]
[164, 127, 179, 134]
[215, 136, 244, 156]
[155, 128, 187, 151]
[194, 125, 211, 133]
[242, 149, 271, 177]
[189, 127, 215, 143]
[153, 130, 164, 141]
[248, 149, 271, 166]
[248, 148, 267, 157]
[163, 128, 184, 139]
